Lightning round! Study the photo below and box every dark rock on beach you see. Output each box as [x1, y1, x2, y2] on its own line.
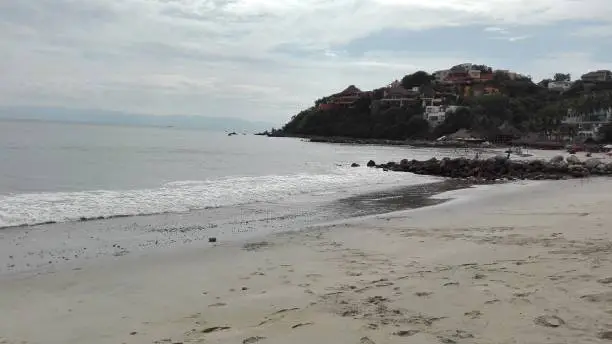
[370, 155, 612, 181]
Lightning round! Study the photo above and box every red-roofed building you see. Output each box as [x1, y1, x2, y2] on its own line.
[318, 85, 367, 110]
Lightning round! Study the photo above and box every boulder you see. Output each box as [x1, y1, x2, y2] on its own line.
[548, 160, 568, 172]
[367, 160, 376, 167]
[566, 155, 581, 165]
[550, 155, 564, 164]
[596, 164, 607, 174]
[351, 163, 360, 167]
[568, 164, 589, 177]
[584, 158, 602, 170]
[374, 156, 609, 180]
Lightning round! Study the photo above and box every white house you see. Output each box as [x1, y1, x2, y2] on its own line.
[423, 105, 462, 127]
[548, 81, 572, 92]
[433, 70, 450, 83]
[563, 107, 612, 139]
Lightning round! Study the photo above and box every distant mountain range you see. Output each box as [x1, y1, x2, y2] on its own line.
[0, 106, 275, 132]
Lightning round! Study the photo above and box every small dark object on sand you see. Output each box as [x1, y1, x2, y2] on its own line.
[201, 326, 230, 333]
[209, 237, 217, 243]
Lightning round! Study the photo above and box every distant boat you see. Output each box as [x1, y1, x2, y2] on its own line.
[227, 132, 237, 136]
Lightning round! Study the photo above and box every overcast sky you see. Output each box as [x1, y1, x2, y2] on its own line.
[2, 0, 612, 124]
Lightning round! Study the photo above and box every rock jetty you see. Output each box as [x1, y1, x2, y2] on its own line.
[365, 155, 612, 181]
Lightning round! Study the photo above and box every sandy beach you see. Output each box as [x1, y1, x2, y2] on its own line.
[2, 177, 612, 344]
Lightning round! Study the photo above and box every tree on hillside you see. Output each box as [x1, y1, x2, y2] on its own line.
[432, 107, 475, 138]
[406, 117, 430, 138]
[401, 71, 432, 89]
[492, 70, 511, 84]
[467, 94, 512, 126]
[553, 73, 571, 82]
[372, 88, 385, 100]
[472, 64, 492, 73]
[530, 103, 567, 134]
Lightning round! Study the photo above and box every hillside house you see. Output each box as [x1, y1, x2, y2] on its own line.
[563, 106, 612, 139]
[441, 63, 495, 85]
[548, 81, 572, 92]
[581, 70, 612, 82]
[433, 70, 450, 83]
[423, 105, 462, 127]
[378, 80, 420, 107]
[466, 84, 500, 96]
[318, 85, 366, 110]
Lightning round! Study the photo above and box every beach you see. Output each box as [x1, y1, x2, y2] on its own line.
[2, 177, 611, 344]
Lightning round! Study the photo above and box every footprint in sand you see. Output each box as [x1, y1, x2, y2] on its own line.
[581, 292, 612, 302]
[291, 322, 314, 329]
[534, 315, 565, 328]
[200, 326, 231, 333]
[208, 302, 227, 307]
[394, 330, 419, 337]
[598, 331, 612, 340]
[360, 337, 376, 344]
[243, 336, 266, 344]
[598, 277, 612, 284]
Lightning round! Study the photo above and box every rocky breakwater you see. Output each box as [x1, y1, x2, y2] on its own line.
[365, 155, 612, 181]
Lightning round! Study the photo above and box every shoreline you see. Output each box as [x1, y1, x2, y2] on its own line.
[275, 134, 568, 150]
[1, 178, 609, 343]
[0, 178, 481, 278]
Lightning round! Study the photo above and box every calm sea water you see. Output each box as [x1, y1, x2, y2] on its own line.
[0, 119, 480, 229]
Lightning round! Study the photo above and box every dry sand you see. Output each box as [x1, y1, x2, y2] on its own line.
[2, 178, 612, 343]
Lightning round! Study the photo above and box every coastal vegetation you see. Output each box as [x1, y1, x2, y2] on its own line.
[279, 66, 612, 143]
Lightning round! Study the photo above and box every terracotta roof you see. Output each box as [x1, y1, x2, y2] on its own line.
[385, 86, 417, 97]
[447, 128, 481, 140]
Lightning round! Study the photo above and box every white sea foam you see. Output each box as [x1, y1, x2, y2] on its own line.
[0, 168, 437, 228]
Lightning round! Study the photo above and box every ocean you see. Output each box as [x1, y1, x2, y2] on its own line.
[0, 119, 484, 274]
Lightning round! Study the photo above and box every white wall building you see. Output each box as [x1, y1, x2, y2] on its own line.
[563, 107, 612, 139]
[423, 105, 462, 127]
[433, 70, 450, 83]
[548, 81, 572, 92]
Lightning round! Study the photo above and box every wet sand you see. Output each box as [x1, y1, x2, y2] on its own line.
[2, 178, 612, 343]
[0, 179, 476, 276]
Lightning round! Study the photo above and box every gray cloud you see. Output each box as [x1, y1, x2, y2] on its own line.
[1, 0, 612, 123]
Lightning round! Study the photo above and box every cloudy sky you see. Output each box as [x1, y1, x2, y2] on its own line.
[1, 0, 612, 124]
